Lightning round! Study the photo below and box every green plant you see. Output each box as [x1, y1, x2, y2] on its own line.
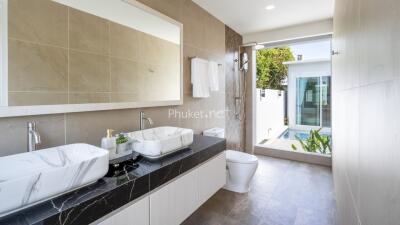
[256, 47, 294, 90]
[291, 128, 332, 155]
[116, 134, 129, 145]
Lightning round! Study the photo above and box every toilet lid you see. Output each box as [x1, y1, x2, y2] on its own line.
[226, 150, 258, 164]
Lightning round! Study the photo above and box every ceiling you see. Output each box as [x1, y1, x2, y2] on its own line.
[192, 0, 334, 35]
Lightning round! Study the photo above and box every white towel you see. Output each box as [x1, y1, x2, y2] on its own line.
[191, 58, 210, 98]
[208, 61, 219, 91]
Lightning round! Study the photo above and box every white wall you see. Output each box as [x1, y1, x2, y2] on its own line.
[333, 0, 400, 224]
[256, 89, 285, 144]
[243, 19, 333, 44]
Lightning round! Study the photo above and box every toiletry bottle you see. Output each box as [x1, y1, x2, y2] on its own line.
[101, 129, 117, 160]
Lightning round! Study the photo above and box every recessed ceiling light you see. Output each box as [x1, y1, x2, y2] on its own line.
[265, 5, 275, 10]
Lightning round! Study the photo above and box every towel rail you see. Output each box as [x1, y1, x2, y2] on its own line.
[189, 57, 223, 66]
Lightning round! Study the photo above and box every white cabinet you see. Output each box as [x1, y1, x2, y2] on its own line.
[149, 168, 199, 225]
[198, 152, 226, 205]
[174, 169, 199, 224]
[150, 152, 226, 225]
[93, 152, 226, 225]
[95, 196, 149, 225]
[149, 178, 175, 225]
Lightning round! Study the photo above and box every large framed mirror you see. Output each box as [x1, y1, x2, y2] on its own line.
[0, 0, 183, 117]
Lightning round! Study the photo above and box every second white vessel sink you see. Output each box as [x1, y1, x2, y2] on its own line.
[128, 126, 194, 159]
[0, 144, 109, 217]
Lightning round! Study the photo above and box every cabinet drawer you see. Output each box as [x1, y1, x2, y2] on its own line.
[197, 152, 226, 205]
[95, 196, 149, 225]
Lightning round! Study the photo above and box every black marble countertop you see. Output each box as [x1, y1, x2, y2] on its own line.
[0, 135, 226, 225]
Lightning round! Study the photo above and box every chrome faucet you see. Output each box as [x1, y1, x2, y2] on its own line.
[28, 122, 41, 152]
[140, 112, 154, 130]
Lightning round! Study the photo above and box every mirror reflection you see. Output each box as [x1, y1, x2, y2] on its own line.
[5, 0, 181, 106]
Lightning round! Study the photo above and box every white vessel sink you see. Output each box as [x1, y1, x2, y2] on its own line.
[128, 126, 194, 159]
[0, 144, 109, 217]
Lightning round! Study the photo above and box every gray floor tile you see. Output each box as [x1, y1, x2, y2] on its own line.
[182, 155, 337, 225]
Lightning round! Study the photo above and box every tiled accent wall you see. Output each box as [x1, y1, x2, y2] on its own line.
[225, 26, 245, 150]
[0, 0, 232, 156]
[8, 0, 180, 106]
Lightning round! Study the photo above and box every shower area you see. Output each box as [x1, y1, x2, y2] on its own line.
[225, 26, 247, 151]
[225, 27, 262, 151]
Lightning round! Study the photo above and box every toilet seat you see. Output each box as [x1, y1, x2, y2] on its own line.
[226, 150, 258, 164]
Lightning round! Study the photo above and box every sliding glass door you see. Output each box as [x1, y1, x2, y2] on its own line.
[296, 76, 331, 127]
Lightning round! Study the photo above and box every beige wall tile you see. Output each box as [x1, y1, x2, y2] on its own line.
[109, 22, 140, 61]
[110, 58, 140, 93]
[65, 109, 139, 146]
[138, 33, 165, 64]
[182, 1, 206, 48]
[0, 114, 65, 157]
[177, 94, 225, 134]
[142, 106, 182, 128]
[9, 92, 68, 106]
[9, 39, 68, 92]
[69, 8, 109, 55]
[8, 0, 68, 47]
[135, 0, 183, 21]
[137, 63, 177, 101]
[110, 93, 140, 103]
[68, 93, 110, 104]
[69, 50, 110, 92]
[162, 64, 181, 100]
[162, 41, 181, 66]
[204, 14, 226, 54]
[182, 45, 197, 95]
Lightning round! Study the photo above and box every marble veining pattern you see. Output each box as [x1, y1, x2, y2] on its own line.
[0, 135, 226, 225]
[0, 144, 109, 218]
[37, 149, 72, 167]
[21, 173, 42, 206]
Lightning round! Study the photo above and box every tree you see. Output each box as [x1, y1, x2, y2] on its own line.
[256, 47, 294, 90]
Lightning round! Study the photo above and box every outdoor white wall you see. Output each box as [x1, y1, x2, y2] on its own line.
[256, 89, 285, 144]
[243, 19, 332, 45]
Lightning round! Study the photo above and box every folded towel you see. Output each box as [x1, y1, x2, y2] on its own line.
[208, 61, 219, 91]
[191, 58, 210, 98]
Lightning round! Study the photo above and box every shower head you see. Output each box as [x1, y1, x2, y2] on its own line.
[235, 42, 265, 73]
[241, 52, 249, 72]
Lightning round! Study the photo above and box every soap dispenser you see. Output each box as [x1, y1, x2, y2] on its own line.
[101, 129, 117, 160]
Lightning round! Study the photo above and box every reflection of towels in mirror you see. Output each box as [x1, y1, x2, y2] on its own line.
[208, 61, 219, 91]
[191, 58, 210, 98]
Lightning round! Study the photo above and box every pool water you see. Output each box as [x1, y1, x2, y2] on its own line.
[279, 129, 331, 141]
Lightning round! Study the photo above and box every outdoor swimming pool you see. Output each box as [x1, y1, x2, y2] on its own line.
[279, 129, 331, 141]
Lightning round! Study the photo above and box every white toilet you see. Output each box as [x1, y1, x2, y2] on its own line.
[203, 128, 258, 193]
